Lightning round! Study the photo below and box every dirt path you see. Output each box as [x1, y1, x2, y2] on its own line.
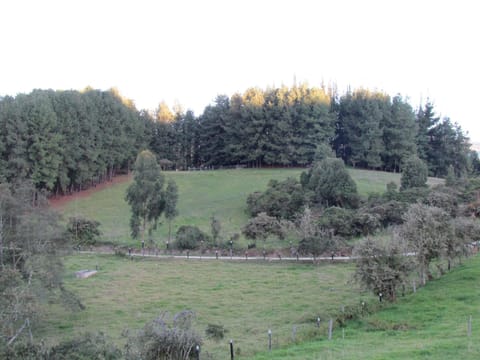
[49, 174, 132, 209]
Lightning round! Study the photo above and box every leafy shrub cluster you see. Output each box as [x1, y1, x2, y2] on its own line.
[175, 226, 211, 250]
[67, 216, 102, 247]
[1, 312, 203, 360]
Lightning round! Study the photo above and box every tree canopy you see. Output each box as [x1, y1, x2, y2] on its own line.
[125, 150, 166, 242]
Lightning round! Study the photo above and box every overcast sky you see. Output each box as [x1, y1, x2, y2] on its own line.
[1, 0, 479, 142]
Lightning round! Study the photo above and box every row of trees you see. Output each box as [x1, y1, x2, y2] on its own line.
[0, 88, 146, 194]
[1, 85, 476, 195]
[245, 154, 480, 301]
[355, 200, 480, 302]
[147, 85, 476, 177]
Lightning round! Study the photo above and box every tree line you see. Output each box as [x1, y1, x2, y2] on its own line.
[1, 85, 477, 195]
[147, 85, 477, 177]
[0, 88, 146, 194]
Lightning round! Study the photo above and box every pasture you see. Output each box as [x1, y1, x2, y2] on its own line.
[54, 168, 431, 248]
[39, 254, 369, 358]
[252, 254, 480, 359]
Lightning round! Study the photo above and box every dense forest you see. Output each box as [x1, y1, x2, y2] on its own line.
[0, 85, 478, 194]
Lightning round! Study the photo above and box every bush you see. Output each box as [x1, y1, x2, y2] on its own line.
[400, 156, 428, 190]
[48, 332, 122, 360]
[366, 200, 407, 227]
[246, 178, 304, 220]
[318, 207, 356, 237]
[205, 324, 228, 341]
[67, 216, 102, 247]
[125, 311, 202, 360]
[0, 341, 44, 359]
[303, 158, 359, 208]
[175, 226, 211, 250]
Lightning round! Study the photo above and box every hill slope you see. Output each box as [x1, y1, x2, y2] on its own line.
[55, 168, 442, 248]
[253, 254, 480, 359]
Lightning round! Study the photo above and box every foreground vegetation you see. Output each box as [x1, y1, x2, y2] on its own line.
[253, 254, 480, 359]
[38, 254, 367, 358]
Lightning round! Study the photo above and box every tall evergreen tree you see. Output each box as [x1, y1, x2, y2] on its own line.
[337, 89, 387, 169]
[198, 95, 231, 166]
[382, 95, 417, 172]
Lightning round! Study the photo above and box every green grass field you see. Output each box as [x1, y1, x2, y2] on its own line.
[252, 255, 480, 360]
[39, 254, 369, 358]
[42, 168, 466, 359]
[57, 168, 441, 248]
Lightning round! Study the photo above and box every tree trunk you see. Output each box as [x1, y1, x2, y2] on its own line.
[168, 220, 172, 243]
[0, 216, 3, 268]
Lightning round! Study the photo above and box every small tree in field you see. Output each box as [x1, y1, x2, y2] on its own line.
[67, 216, 102, 247]
[399, 203, 452, 284]
[354, 236, 413, 302]
[302, 158, 358, 208]
[296, 206, 338, 260]
[242, 212, 285, 248]
[125, 151, 166, 243]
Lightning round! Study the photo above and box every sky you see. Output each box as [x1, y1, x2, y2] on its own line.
[1, 0, 479, 142]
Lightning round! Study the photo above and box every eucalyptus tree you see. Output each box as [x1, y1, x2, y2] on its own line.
[125, 150, 166, 243]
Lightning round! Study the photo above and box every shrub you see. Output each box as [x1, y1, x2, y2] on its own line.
[318, 207, 355, 237]
[205, 324, 228, 341]
[246, 178, 304, 219]
[67, 216, 102, 247]
[302, 158, 359, 208]
[400, 156, 428, 190]
[175, 226, 211, 250]
[48, 332, 122, 360]
[125, 311, 202, 360]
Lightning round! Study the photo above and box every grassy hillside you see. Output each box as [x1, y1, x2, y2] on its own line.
[55, 168, 442, 248]
[39, 254, 369, 358]
[252, 254, 480, 359]
[55, 168, 385, 248]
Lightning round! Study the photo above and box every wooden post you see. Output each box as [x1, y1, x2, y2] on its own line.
[328, 319, 333, 340]
[230, 339, 234, 360]
[316, 317, 320, 328]
[268, 329, 272, 351]
[468, 315, 472, 337]
[292, 325, 297, 342]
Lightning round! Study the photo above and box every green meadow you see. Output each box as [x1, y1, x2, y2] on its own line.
[42, 168, 462, 359]
[252, 254, 480, 360]
[57, 168, 441, 248]
[39, 254, 369, 359]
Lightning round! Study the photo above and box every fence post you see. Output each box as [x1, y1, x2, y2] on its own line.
[468, 315, 472, 337]
[229, 339, 234, 360]
[292, 325, 297, 342]
[328, 319, 333, 340]
[268, 329, 272, 351]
